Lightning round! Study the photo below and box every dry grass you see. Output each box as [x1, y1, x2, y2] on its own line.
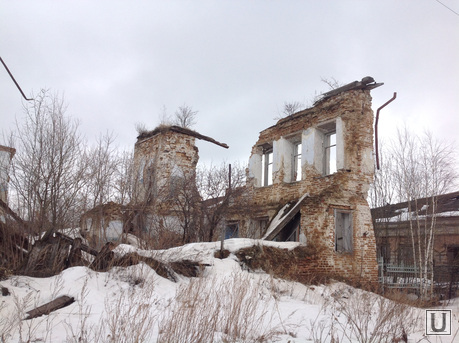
[235, 243, 318, 282]
[2, 252, 446, 343]
[307, 285, 423, 343]
[98, 280, 157, 342]
[65, 266, 158, 343]
[157, 272, 292, 342]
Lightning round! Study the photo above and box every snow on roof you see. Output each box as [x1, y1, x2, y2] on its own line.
[372, 191, 459, 221]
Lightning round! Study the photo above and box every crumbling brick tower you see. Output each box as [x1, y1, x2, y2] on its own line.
[132, 125, 228, 237]
[134, 126, 199, 203]
[241, 78, 381, 283]
[132, 126, 200, 233]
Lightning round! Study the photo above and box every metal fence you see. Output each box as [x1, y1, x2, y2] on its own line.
[378, 257, 459, 299]
[378, 257, 421, 290]
[433, 265, 459, 299]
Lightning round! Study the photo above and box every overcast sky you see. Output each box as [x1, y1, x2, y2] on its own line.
[1, 0, 458, 167]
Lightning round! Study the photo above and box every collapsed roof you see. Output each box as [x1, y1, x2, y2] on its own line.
[136, 125, 229, 149]
[372, 191, 459, 221]
[316, 76, 383, 104]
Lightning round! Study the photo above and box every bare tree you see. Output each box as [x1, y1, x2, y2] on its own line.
[283, 101, 303, 116]
[373, 127, 457, 298]
[321, 77, 343, 90]
[368, 140, 396, 209]
[135, 122, 149, 136]
[113, 150, 135, 205]
[169, 172, 201, 244]
[273, 101, 304, 120]
[85, 132, 118, 209]
[197, 162, 247, 241]
[174, 104, 197, 128]
[369, 140, 398, 265]
[159, 105, 172, 126]
[10, 90, 87, 235]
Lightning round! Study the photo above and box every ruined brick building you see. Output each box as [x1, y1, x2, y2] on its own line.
[81, 77, 382, 283]
[131, 125, 228, 233]
[133, 126, 226, 203]
[81, 125, 229, 245]
[372, 191, 459, 267]
[226, 77, 383, 283]
[372, 191, 459, 297]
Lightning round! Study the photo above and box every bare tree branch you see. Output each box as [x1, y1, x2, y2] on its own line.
[174, 104, 197, 129]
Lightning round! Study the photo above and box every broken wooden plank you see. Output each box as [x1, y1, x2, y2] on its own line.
[263, 193, 309, 241]
[112, 252, 205, 281]
[169, 126, 229, 149]
[17, 236, 71, 277]
[55, 232, 98, 256]
[89, 242, 115, 271]
[25, 295, 74, 320]
[137, 125, 229, 149]
[66, 237, 85, 267]
[0, 198, 26, 227]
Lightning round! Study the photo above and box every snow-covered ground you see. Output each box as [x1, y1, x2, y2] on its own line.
[0, 239, 458, 342]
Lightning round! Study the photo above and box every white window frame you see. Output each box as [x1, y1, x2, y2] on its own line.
[262, 148, 273, 186]
[293, 141, 302, 181]
[324, 131, 337, 175]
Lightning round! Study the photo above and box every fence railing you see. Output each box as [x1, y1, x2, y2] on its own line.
[378, 257, 421, 290]
[378, 257, 459, 298]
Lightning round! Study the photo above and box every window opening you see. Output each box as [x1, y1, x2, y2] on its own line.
[250, 217, 269, 238]
[324, 131, 337, 175]
[273, 212, 300, 242]
[262, 149, 273, 186]
[138, 160, 146, 184]
[447, 246, 459, 265]
[225, 222, 239, 239]
[146, 163, 156, 190]
[335, 210, 352, 252]
[293, 142, 302, 181]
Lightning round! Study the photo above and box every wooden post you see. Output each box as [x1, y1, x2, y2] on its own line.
[25, 295, 74, 320]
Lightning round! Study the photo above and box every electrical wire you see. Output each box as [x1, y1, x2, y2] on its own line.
[434, 0, 459, 17]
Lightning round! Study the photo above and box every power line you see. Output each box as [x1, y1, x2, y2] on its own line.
[434, 0, 459, 17]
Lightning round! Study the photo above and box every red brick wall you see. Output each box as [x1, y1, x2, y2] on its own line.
[133, 129, 198, 203]
[238, 89, 379, 283]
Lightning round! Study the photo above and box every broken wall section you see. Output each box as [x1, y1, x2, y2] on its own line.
[133, 126, 200, 206]
[0, 145, 15, 206]
[238, 87, 379, 284]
